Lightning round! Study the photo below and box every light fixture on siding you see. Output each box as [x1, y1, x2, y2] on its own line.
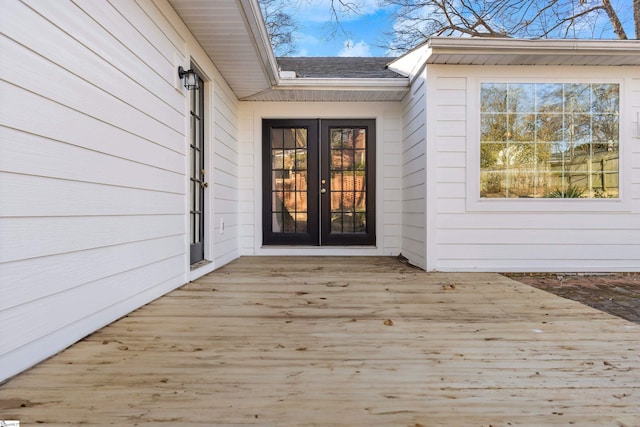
[178, 66, 199, 90]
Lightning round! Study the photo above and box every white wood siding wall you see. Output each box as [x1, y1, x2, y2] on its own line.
[237, 102, 402, 256]
[0, 0, 240, 382]
[632, 77, 640, 214]
[428, 65, 640, 272]
[210, 66, 240, 267]
[401, 71, 428, 269]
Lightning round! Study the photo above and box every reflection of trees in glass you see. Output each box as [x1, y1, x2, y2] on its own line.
[329, 127, 368, 234]
[271, 127, 309, 233]
[480, 83, 619, 199]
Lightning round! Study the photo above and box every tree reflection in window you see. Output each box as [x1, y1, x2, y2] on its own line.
[480, 83, 619, 199]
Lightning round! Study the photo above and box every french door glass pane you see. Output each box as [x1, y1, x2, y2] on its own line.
[270, 128, 308, 234]
[329, 127, 367, 235]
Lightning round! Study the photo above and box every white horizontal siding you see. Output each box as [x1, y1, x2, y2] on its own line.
[0, 173, 183, 217]
[1, 83, 183, 170]
[428, 65, 640, 272]
[401, 73, 427, 268]
[237, 111, 256, 253]
[211, 78, 240, 266]
[0, 271, 183, 388]
[0, 0, 233, 382]
[0, 215, 184, 263]
[2, 255, 184, 356]
[1, 236, 185, 311]
[631, 77, 640, 213]
[4, 1, 183, 135]
[1, 128, 183, 190]
[383, 112, 403, 255]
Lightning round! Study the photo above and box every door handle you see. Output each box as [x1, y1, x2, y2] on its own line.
[320, 188, 327, 194]
[201, 182, 209, 188]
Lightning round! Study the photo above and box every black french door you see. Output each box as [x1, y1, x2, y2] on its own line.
[262, 119, 375, 246]
[189, 73, 205, 264]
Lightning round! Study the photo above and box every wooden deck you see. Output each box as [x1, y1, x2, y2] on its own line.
[1, 257, 639, 426]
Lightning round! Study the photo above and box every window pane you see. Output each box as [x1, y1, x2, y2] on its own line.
[270, 127, 308, 234]
[480, 170, 507, 198]
[481, 83, 507, 112]
[593, 84, 619, 113]
[511, 114, 535, 141]
[481, 114, 508, 142]
[271, 128, 284, 148]
[480, 82, 620, 199]
[328, 127, 368, 235]
[537, 114, 563, 142]
[508, 84, 535, 112]
[564, 84, 591, 113]
[536, 83, 563, 112]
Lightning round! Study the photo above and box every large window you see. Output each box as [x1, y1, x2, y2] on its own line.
[480, 83, 619, 199]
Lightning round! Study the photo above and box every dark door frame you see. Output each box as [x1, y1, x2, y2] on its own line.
[189, 73, 206, 264]
[320, 119, 376, 246]
[262, 118, 376, 246]
[262, 119, 319, 245]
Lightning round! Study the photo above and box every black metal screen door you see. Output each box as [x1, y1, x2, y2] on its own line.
[189, 74, 205, 264]
[262, 119, 375, 246]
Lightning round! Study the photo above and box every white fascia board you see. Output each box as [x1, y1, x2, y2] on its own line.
[427, 37, 640, 53]
[424, 37, 640, 64]
[387, 43, 430, 81]
[275, 78, 410, 91]
[238, 0, 280, 86]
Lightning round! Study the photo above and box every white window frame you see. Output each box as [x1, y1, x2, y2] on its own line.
[466, 76, 631, 212]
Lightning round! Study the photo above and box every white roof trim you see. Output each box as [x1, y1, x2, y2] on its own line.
[237, 0, 280, 87]
[241, 78, 410, 102]
[275, 78, 409, 90]
[427, 37, 640, 53]
[425, 37, 640, 66]
[389, 37, 640, 79]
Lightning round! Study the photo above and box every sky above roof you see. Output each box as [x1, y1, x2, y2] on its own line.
[266, 0, 636, 58]
[276, 0, 396, 57]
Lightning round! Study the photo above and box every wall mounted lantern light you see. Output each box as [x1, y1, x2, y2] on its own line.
[178, 66, 199, 90]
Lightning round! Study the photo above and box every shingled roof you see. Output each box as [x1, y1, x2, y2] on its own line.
[277, 57, 402, 79]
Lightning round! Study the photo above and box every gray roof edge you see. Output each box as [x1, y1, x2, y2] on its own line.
[276, 57, 402, 79]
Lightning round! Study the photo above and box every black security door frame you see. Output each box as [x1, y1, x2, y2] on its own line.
[262, 119, 319, 245]
[320, 119, 376, 246]
[262, 118, 375, 246]
[189, 72, 206, 264]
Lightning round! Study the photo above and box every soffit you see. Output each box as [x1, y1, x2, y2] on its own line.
[168, 0, 277, 99]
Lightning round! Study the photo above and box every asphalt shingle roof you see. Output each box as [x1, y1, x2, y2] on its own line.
[276, 57, 402, 79]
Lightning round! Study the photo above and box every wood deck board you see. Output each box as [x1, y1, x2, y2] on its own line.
[1, 256, 639, 426]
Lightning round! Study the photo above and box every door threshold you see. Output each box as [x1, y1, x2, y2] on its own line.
[190, 260, 212, 271]
[257, 247, 381, 257]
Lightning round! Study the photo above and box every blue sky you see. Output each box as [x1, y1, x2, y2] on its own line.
[278, 0, 396, 57]
[267, 0, 636, 58]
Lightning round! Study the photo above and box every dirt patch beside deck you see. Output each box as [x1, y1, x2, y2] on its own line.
[506, 273, 640, 324]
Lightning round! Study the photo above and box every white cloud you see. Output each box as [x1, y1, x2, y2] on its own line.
[298, 32, 321, 45]
[338, 39, 372, 57]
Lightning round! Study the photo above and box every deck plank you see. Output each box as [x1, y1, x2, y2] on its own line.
[1, 256, 639, 426]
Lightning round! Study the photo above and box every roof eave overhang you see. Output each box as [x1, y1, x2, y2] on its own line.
[424, 37, 640, 66]
[275, 78, 410, 91]
[237, 0, 280, 87]
[168, 0, 280, 99]
[242, 77, 411, 101]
